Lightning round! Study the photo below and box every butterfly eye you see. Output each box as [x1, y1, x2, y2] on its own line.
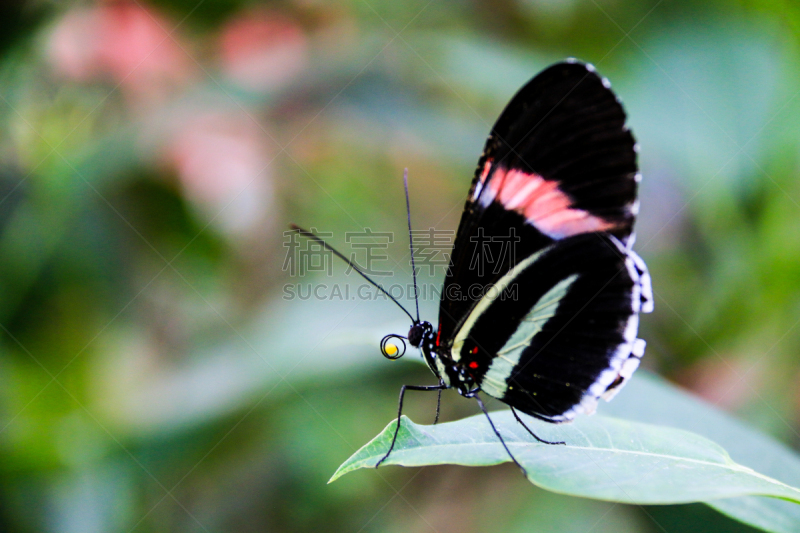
[380, 334, 407, 360]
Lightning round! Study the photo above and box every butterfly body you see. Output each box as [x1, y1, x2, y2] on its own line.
[294, 59, 654, 471]
[408, 320, 475, 396]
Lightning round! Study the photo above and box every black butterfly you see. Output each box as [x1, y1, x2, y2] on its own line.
[292, 59, 653, 473]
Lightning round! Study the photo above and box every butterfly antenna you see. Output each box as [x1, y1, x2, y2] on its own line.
[403, 169, 421, 323]
[289, 224, 416, 323]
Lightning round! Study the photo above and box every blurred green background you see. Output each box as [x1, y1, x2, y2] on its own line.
[1, 0, 799, 531]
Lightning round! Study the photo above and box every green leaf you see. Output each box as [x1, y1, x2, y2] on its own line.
[603, 372, 800, 533]
[332, 372, 800, 532]
[330, 412, 800, 508]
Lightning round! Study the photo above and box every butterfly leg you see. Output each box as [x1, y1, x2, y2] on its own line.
[376, 383, 447, 468]
[510, 406, 565, 445]
[433, 379, 445, 425]
[470, 393, 527, 477]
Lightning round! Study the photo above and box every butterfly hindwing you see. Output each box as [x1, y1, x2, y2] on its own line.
[439, 61, 639, 343]
[448, 233, 651, 421]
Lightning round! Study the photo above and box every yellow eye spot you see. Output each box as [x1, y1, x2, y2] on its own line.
[385, 343, 398, 356]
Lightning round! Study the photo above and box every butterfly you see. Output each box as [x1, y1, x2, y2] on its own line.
[292, 59, 653, 473]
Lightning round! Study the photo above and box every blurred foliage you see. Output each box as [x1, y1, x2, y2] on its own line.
[1, 0, 800, 532]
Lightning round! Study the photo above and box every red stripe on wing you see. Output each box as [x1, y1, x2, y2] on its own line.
[482, 164, 617, 239]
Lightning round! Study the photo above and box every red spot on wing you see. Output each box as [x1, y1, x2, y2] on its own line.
[468, 361, 479, 369]
[435, 329, 441, 347]
[470, 346, 478, 354]
[485, 165, 616, 239]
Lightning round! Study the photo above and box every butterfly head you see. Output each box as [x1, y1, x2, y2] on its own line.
[407, 321, 433, 348]
[379, 321, 434, 361]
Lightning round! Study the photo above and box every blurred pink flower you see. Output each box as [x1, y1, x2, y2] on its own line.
[166, 113, 273, 234]
[48, 1, 192, 101]
[48, 8, 100, 82]
[219, 9, 308, 92]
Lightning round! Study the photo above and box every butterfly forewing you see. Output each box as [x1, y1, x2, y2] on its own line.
[474, 61, 638, 241]
[439, 61, 640, 343]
